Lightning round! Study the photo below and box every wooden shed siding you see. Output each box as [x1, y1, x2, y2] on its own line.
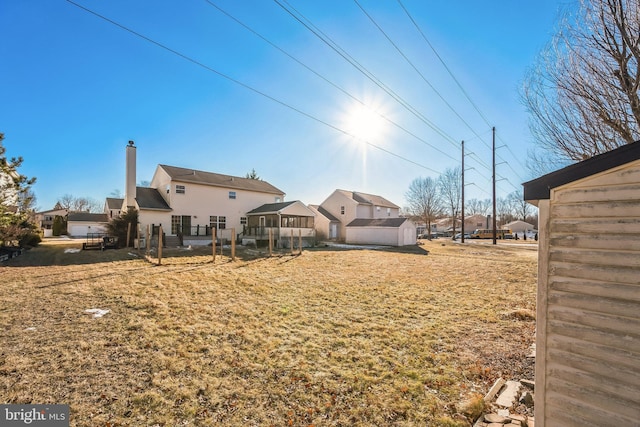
[540, 166, 640, 426]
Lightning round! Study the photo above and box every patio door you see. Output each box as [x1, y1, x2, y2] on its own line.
[181, 215, 191, 236]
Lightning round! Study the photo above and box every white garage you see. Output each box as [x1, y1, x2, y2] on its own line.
[345, 218, 417, 246]
[67, 212, 109, 237]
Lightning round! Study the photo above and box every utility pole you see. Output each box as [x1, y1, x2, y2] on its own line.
[492, 127, 497, 245]
[461, 140, 465, 244]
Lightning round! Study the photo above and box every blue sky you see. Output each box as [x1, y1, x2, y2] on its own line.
[1, 1, 565, 211]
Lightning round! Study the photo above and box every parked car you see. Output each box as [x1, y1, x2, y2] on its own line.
[454, 233, 471, 240]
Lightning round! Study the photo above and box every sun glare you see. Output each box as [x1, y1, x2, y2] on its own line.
[345, 104, 387, 143]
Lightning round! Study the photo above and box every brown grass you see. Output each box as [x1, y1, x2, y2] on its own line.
[0, 239, 537, 426]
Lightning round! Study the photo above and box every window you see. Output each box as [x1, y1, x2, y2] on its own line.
[240, 217, 247, 225]
[229, 191, 236, 199]
[176, 185, 186, 194]
[376, 206, 381, 212]
[340, 206, 345, 215]
[387, 208, 391, 217]
[275, 197, 282, 203]
[210, 215, 226, 230]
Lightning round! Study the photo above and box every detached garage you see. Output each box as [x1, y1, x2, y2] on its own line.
[67, 212, 109, 237]
[523, 141, 640, 426]
[345, 218, 416, 246]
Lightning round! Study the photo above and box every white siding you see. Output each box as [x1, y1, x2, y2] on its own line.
[538, 162, 640, 426]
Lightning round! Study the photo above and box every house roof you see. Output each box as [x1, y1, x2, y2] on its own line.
[68, 212, 109, 223]
[136, 187, 171, 211]
[246, 201, 296, 214]
[159, 165, 285, 195]
[346, 218, 409, 228]
[523, 140, 640, 202]
[335, 189, 400, 209]
[36, 207, 68, 215]
[106, 197, 123, 210]
[309, 204, 340, 222]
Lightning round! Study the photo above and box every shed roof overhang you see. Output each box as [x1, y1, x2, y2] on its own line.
[522, 140, 640, 206]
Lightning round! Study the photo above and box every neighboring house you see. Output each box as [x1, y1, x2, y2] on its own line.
[245, 201, 316, 248]
[462, 214, 489, 233]
[308, 204, 340, 240]
[502, 220, 536, 235]
[105, 197, 123, 219]
[121, 142, 286, 245]
[523, 141, 640, 426]
[34, 207, 68, 232]
[317, 189, 416, 246]
[67, 212, 109, 237]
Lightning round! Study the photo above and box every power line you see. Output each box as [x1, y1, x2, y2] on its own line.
[355, 0, 491, 151]
[398, 0, 528, 174]
[65, 0, 443, 175]
[273, 0, 460, 147]
[203, 0, 459, 162]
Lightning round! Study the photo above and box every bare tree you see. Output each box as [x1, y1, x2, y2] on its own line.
[466, 198, 492, 216]
[497, 197, 516, 226]
[523, 0, 640, 164]
[405, 177, 441, 238]
[438, 167, 461, 238]
[56, 194, 102, 213]
[508, 190, 533, 222]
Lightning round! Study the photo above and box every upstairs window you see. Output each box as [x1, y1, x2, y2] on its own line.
[340, 206, 345, 215]
[229, 191, 236, 200]
[275, 197, 282, 203]
[387, 207, 391, 217]
[176, 185, 186, 194]
[240, 217, 247, 225]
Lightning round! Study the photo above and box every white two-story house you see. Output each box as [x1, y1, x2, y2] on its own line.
[121, 141, 286, 244]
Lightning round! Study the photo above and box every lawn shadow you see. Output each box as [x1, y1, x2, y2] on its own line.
[2, 242, 143, 267]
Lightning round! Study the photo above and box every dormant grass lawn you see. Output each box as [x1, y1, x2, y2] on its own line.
[0, 239, 537, 426]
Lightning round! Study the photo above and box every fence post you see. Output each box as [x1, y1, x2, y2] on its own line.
[158, 225, 163, 265]
[290, 233, 294, 255]
[137, 224, 141, 253]
[269, 228, 273, 256]
[299, 228, 302, 255]
[213, 227, 216, 263]
[146, 225, 151, 255]
[126, 222, 132, 248]
[231, 227, 236, 261]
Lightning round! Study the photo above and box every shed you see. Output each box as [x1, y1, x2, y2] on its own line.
[345, 218, 416, 246]
[523, 141, 640, 426]
[67, 212, 109, 237]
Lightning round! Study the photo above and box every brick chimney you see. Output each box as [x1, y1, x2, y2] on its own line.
[124, 140, 136, 209]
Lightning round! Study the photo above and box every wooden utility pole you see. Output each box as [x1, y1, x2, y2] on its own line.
[461, 140, 465, 244]
[492, 127, 497, 245]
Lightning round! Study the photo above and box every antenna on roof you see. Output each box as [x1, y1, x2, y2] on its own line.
[128, 140, 135, 146]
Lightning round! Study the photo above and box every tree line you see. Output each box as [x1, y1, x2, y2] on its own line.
[404, 167, 536, 238]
